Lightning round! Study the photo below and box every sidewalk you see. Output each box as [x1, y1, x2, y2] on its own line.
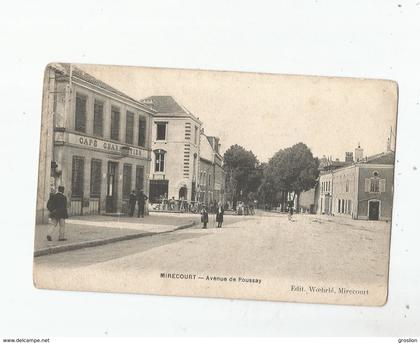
[34, 213, 197, 257]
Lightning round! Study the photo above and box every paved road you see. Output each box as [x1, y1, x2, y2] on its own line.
[33, 211, 391, 305]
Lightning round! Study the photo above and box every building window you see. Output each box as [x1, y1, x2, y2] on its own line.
[90, 159, 102, 197]
[155, 151, 165, 172]
[93, 100, 104, 137]
[138, 118, 146, 147]
[338, 199, 341, 213]
[370, 178, 380, 193]
[345, 180, 349, 192]
[136, 166, 144, 191]
[90, 159, 102, 198]
[156, 122, 167, 141]
[125, 111, 134, 144]
[71, 156, 85, 197]
[365, 176, 385, 193]
[111, 106, 120, 141]
[75, 93, 87, 133]
[123, 164, 132, 200]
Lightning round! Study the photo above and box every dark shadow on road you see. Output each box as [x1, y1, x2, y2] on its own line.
[34, 231, 211, 268]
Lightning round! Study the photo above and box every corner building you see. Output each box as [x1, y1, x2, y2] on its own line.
[317, 148, 394, 221]
[36, 64, 154, 223]
[140, 96, 202, 203]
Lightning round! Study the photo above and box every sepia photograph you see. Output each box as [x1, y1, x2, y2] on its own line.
[33, 63, 397, 306]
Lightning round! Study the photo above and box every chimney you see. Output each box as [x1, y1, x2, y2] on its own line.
[345, 152, 354, 163]
[355, 143, 364, 162]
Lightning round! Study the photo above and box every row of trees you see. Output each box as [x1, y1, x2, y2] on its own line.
[223, 143, 319, 210]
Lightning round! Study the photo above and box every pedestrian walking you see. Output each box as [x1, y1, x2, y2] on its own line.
[287, 199, 294, 221]
[46, 185, 68, 241]
[136, 189, 148, 218]
[128, 190, 136, 217]
[201, 207, 209, 229]
[216, 202, 224, 228]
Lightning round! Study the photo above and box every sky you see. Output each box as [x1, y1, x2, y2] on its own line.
[80, 64, 397, 163]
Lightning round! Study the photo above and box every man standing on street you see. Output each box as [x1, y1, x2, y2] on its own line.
[46, 185, 68, 241]
[128, 189, 137, 217]
[136, 189, 148, 218]
[216, 202, 224, 228]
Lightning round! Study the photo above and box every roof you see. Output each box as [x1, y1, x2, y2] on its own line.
[200, 133, 215, 163]
[362, 151, 395, 165]
[50, 63, 154, 112]
[141, 96, 189, 114]
[319, 159, 350, 171]
[320, 150, 395, 174]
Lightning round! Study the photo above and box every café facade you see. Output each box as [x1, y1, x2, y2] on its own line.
[36, 63, 155, 223]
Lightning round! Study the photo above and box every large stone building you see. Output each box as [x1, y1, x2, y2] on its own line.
[317, 146, 394, 221]
[140, 96, 202, 203]
[198, 132, 225, 206]
[36, 64, 155, 223]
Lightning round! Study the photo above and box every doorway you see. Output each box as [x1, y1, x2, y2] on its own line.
[368, 200, 380, 220]
[179, 186, 188, 200]
[106, 161, 118, 213]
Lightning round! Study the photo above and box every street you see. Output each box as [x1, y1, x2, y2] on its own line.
[33, 211, 391, 305]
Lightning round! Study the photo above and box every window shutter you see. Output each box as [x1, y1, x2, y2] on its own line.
[364, 178, 370, 192]
[379, 178, 386, 193]
[138, 118, 146, 147]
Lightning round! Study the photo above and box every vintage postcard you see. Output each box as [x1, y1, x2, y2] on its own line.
[33, 63, 397, 306]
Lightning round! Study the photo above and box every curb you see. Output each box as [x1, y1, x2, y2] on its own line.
[34, 220, 197, 258]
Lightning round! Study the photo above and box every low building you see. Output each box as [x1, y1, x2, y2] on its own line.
[36, 64, 155, 223]
[318, 157, 350, 215]
[317, 146, 394, 221]
[198, 133, 225, 206]
[141, 96, 202, 203]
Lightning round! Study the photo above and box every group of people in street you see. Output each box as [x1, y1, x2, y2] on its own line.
[128, 189, 149, 218]
[235, 201, 255, 216]
[200, 202, 224, 229]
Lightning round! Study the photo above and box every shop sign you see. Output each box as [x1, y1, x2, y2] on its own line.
[69, 133, 143, 158]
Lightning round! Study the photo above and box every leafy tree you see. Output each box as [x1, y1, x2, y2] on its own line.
[223, 144, 261, 208]
[263, 143, 319, 210]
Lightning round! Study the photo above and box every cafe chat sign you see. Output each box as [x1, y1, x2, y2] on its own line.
[69, 133, 143, 158]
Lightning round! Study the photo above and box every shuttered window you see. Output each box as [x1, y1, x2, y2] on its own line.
[365, 177, 386, 193]
[138, 118, 146, 147]
[75, 94, 87, 133]
[90, 159, 102, 197]
[379, 179, 386, 192]
[136, 166, 144, 191]
[123, 164, 132, 200]
[125, 111, 134, 144]
[111, 107, 120, 141]
[71, 156, 85, 197]
[93, 100, 104, 137]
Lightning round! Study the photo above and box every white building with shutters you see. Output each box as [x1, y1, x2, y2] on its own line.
[140, 96, 202, 203]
